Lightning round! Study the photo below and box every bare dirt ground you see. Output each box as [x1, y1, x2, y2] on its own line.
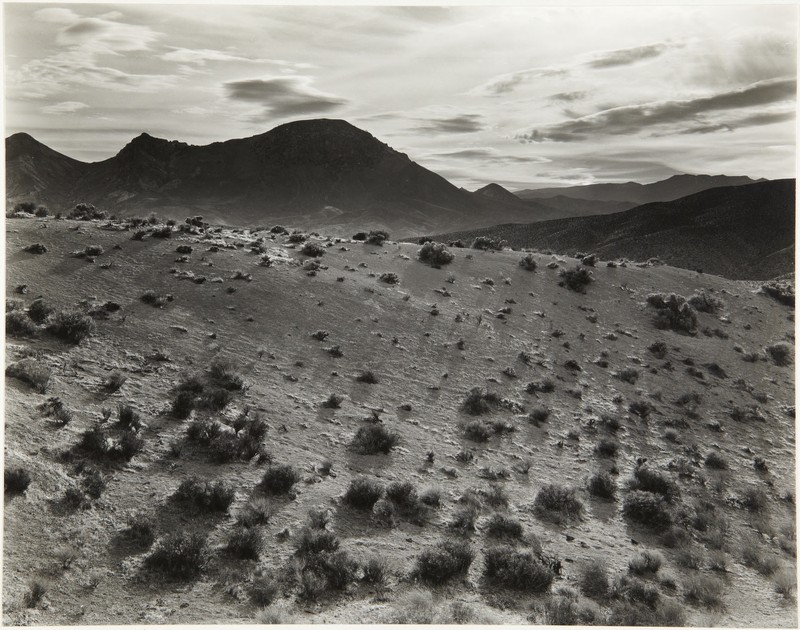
[3, 216, 796, 625]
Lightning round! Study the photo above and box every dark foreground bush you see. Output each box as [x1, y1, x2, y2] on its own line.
[483, 546, 554, 592]
[122, 512, 155, 547]
[462, 387, 501, 415]
[173, 478, 235, 513]
[579, 560, 610, 599]
[144, 532, 207, 579]
[766, 342, 793, 366]
[534, 484, 584, 519]
[295, 528, 340, 556]
[351, 424, 399, 454]
[559, 266, 593, 292]
[343, 476, 384, 509]
[259, 464, 300, 495]
[418, 241, 454, 267]
[48, 310, 96, 344]
[647, 293, 697, 333]
[5, 467, 31, 494]
[629, 466, 680, 501]
[365, 230, 389, 245]
[588, 472, 616, 499]
[412, 540, 474, 584]
[519, 253, 537, 271]
[7, 311, 38, 337]
[472, 236, 507, 251]
[622, 491, 672, 529]
[226, 525, 262, 560]
[301, 242, 324, 257]
[485, 513, 523, 539]
[6, 359, 51, 393]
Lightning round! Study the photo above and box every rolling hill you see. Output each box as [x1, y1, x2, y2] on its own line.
[6, 121, 560, 235]
[424, 179, 795, 281]
[4, 214, 795, 626]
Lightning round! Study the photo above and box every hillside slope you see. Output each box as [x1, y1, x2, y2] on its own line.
[4, 215, 795, 626]
[426, 179, 795, 281]
[6, 121, 556, 235]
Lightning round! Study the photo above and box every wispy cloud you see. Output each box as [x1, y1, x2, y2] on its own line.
[40, 101, 89, 114]
[12, 9, 171, 98]
[518, 77, 796, 142]
[224, 76, 347, 119]
[414, 114, 484, 133]
[549, 91, 587, 103]
[586, 42, 678, 69]
[469, 67, 568, 96]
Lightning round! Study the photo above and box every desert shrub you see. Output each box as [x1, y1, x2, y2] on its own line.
[615, 367, 640, 384]
[287, 231, 307, 243]
[69, 203, 106, 220]
[362, 556, 388, 584]
[350, 424, 399, 455]
[689, 291, 724, 313]
[683, 574, 725, 609]
[365, 230, 389, 245]
[384, 481, 418, 509]
[483, 546, 554, 591]
[300, 241, 324, 257]
[528, 406, 551, 424]
[249, 577, 279, 607]
[595, 439, 619, 458]
[629, 550, 663, 575]
[485, 513, 523, 539]
[151, 225, 172, 238]
[208, 358, 244, 390]
[579, 560, 610, 599]
[343, 476, 384, 509]
[173, 478, 235, 513]
[630, 466, 680, 501]
[100, 371, 126, 393]
[144, 532, 207, 579]
[519, 254, 537, 271]
[647, 293, 697, 333]
[413, 540, 474, 584]
[527, 379, 555, 394]
[81, 467, 106, 499]
[766, 342, 793, 366]
[23, 242, 48, 254]
[419, 486, 441, 507]
[7, 311, 38, 338]
[461, 387, 501, 415]
[171, 391, 195, 419]
[463, 420, 492, 442]
[198, 387, 231, 411]
[418, 241, 454, 266]
[378, 272, 399, 284]
[449, 505, 479, 533]
[471, 236, 507, 251]
[117, 404, 141, 430]
[559, 266, 593, 292]
[175, 244, 193, 254]
[295, 528, 340, 556]
[27, 298, 53, 325]
[741, 487, 769, 512]
[13, 201, 36, 214]
[588, 472, 616, 499]
[5, 467, 31, 494]
[6, 359, 51, 393]
[23, 580, 47, 608]
[259, 464, 299, 495]
[303, 549, 358, 591]
[628, 399, 654, 418]
[236, 497, 272, 529]
[122, 512, 155, 547]
[352, 231, 367, 240]
[761, 281, 794, 306]
[649, 340, 668, 358]
[534, 484, 584, 519]
[623, 491, 672, 529]
[321, 393, 344, 408]
[355, 369, 378, 384]
[226, 525, 261, 560]
[704, 451, 728, 470]
[48, 310, 96, 343]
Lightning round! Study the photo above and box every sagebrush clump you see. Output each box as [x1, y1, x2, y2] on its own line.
[412, 540, 474, 584]
[418, 241, 454, 267]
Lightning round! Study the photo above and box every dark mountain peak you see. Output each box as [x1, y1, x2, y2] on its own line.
[474, 182, 521, 203]
[116, 132, 187, 162]
[6, 132, 83, 163]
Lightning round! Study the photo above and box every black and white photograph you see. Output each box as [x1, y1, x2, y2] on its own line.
[3, 1, 797, 626]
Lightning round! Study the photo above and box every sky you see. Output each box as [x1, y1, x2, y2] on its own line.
[4, 2, 797, 190]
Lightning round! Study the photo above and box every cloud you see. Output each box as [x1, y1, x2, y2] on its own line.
[431, 148, 548, 164]
[469, 67, 568, 96]
[224, 76, 347, 118]
[162, 47, 264, 65]
[40, 101, 90, 114]
[518, 77, 796, 142]
[549, 91, 587, 102]
[13, 9, 169, 98]
[587, 43, 677, 69]
[414, 114, 484, 133]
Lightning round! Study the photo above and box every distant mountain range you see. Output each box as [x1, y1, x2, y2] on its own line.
[426, 179, 796, 281]
[6, 119, 768, 237]
[6, 120, 558, 234]
[515, 173, 764, 204]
